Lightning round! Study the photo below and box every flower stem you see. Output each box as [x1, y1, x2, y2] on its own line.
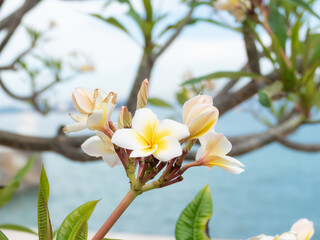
[92, 190, 138, 240]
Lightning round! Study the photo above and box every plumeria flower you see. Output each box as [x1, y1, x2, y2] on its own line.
[182, 95, 219, 139]
[112, 108, 189, 162]
[81, 131, 121, 167]
[249, 235, 274, 240]
[196, 132, 245, 174]
[290, 219, 314, 240]
[63, 88, 117, 133]
[214, 0, 251, 22]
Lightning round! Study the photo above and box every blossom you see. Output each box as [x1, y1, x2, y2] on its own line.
[214, 0, 251, 22]
[290, 219, 314, 240]
[196, 132, 244, 174]
[81, 131, 121, 167]
[112, 108, 189, 162]
[63, 88, 117, 133]
[182, 95, 219, 139]
[249, 235, 274, 240]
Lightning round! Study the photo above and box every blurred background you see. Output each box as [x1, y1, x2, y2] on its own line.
[0, 0, 319, 239]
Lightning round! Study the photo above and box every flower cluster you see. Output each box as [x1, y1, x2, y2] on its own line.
[64, 79, 244, 191]
[250, 219, 314, 240]
[214, 0, 251, 22]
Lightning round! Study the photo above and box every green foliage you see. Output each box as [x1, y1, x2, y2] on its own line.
[0, 230, 8, 240]
[175, 185, 213, 240]
[56, 200, 99, 240]
[0, 224, 37, 235]
[38, 165, 53, 240]
[268, 1, 287, 50]
[0, 155, 36, 208]
[148, 97, 173, 108]
[283, 0, 320, 19]
[182, 71, 264, 86]
[258, 90, 272, 108]
[91, 14, 129, 35]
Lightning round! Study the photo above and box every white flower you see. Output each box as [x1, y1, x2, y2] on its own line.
[81, 131, 120, 167]
[112, 108, 189, 162]
[196, 132, 245, 174]
[290, 219, 314, 240]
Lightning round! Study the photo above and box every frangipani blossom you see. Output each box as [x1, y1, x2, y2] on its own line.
[182, 95, 219, 139]
[214, 0, 251, 22]
[81, 131, 121, 167]
[63, 88, 117, 133]
[291, 219, 314, 240]
[196, 132, 244, 174]
[275, 232, 297, 240]
[112, 108, 189, 162]
[249, 235, 274, 240]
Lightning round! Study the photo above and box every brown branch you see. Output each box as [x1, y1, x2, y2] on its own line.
[153, 5, 195, 60]
[0, 78, 32, 101]
[275, 136, 320, 152]
[0, 0, 40, 52]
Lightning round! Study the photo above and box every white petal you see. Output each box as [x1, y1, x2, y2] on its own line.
[130, 145, 157, 158]
[153, 119, 190, 143]
[87, 109, 105, 130]
[195, 146, 205, 160]
[92, 88, 108, 110]
[202, 133, 232, 156]
[185, 104, 217, 125]
[153, 136, 182, 162]
[277, 232, 297, 240]
[102, 153, 121, 168]
[204, 155, 245, 174]
[69, 113, 87, 123]
[132, 108, 159, 141]
[81, 136, 110, 157]
[187, 110, 218, 139]
[72, 88, 93, 114]
[63, 121, 87, 133]
[182, 95, 213, 123]
[112, 129, 149, 150]
[291, 219, 314, 240]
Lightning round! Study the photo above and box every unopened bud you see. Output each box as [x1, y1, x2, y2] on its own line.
[118, 106, 132, 129]
[136, 79, 149, 109]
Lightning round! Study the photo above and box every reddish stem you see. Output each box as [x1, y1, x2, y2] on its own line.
[92, 190, 138, 240]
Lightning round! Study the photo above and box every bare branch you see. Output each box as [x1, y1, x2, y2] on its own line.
[0, 78, 32, 101]
[275, 136, 320, 152]
[153, 6, 195, 60]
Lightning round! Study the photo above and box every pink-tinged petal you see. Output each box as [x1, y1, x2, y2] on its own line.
[185, 104, 217, 125]
[195, 146, 205, 160]
[63, 121, 87, 133]
[112, 129, 149, 150]
[130, 145, 158, 158]
[203, 133, 232, 156]
[81, 136, 110, 157]
[92, 88, 108, 110]
[182, 95, 213, 123]
[69, 113, 87, 123]
[201, 155, 245, 174]
[188, 110, 219, 139]
[102, 153, 121, 168]
[132, 108, 159, 141]
[291, 219, 314, 240]
[153, 136, 182, 162]
[87, 109, 105, 130]
[153, 119, 190, 143]
[72, 88, 93, 114]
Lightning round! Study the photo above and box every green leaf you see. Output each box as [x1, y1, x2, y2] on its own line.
[182, 71, 265, 86]
[0, 155, 36, 208]
[263, 81, 284, 99]
[283, 0, 320, 19]
[56, 200, 99, 240]
[38, 165, 53, 240]
[91, 14, 129, 35]
[175, 185, 212, 240]
[0, 224, 37, 235]
[148, 97, 173, 108]
[0, 230, 8, 240]
[268, 1, 287, 49]
[258, 90, 272, 108]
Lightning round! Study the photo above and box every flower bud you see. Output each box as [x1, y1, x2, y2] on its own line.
[72, 87, 94, 114]
[118, 106, 132, 129]
[182, 95, 218, 139]
[291, 219, 314, 240]
[137, 79, 149, 109]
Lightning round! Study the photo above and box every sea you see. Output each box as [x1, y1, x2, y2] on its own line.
[0, 106, 319, 239]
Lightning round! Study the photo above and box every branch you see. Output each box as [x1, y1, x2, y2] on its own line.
[275, 136, 320, 152]
[153, 5, 195, 60]
[0, 0, 40, 52]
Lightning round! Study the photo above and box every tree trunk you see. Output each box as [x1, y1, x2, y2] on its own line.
[126, 52, 154, 113]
